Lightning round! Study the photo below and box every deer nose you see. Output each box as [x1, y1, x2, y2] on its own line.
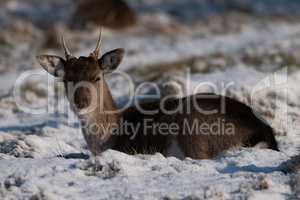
[73, 88, 92, 110]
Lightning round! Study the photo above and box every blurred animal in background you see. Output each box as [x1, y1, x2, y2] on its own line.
[71, 0, 137, 29]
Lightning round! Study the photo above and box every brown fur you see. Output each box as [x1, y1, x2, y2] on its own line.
[114, 94, 279, 159]
[37, 42, 279, 159]
[71, 0, 137, 29]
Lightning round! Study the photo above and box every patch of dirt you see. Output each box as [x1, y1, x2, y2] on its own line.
[80, 159, 122, 179]
[242, 51, 300, 72]
[0, 138, 34, 158]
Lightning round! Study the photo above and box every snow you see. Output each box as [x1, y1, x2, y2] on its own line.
[0, 149, 292, 200]
[1, 0, 300, 199]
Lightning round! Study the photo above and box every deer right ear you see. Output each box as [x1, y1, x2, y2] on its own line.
[36, 55, 66, 77]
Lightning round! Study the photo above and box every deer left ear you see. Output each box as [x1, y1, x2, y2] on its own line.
[98, 48, 124, 73]
[36, 55, 66, 77]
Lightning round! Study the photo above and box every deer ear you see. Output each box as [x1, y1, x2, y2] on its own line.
[36, 55, 66, 77]
[98, 48, 124, 73]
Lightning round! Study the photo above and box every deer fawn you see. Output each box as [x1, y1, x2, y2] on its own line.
[36, 32, 279, 159]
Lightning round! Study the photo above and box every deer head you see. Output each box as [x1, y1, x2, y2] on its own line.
[36, 31, 124, 113]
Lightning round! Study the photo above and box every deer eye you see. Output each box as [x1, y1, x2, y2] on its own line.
[94, 76, 101, 82]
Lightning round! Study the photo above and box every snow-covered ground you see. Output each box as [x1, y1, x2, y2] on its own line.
[1, 0, 300, 199]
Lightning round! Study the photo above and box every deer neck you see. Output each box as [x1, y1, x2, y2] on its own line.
[76, 75, 121, 155]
